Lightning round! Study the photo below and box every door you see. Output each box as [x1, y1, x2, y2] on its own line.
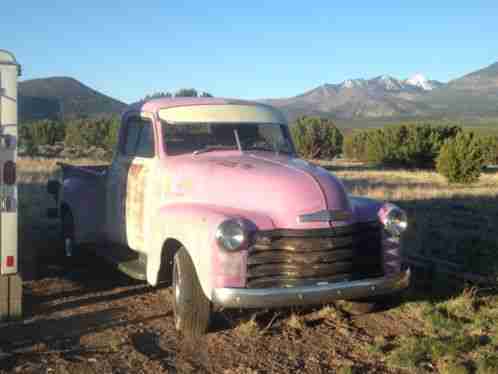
[106, 114, 156, 250]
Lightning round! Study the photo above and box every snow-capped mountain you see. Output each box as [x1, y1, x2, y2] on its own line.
[265, 73, 446, 119]
[338, 74, 443, 92]
[370, 75, 407, 91]
[264, 61, 498, 120]
[340, 79, 367, 89]
[404, 73, 442, 91]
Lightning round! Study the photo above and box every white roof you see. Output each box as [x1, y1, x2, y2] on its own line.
[0, 50, 18, 65]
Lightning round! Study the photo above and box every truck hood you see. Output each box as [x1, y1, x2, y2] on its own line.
[167, 152, 353, 229]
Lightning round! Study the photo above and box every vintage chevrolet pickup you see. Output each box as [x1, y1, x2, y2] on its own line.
[47, 97, 410, 338]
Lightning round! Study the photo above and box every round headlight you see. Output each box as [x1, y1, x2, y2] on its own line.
[379, 204, 408, 237]
[215, 219, 247, 251]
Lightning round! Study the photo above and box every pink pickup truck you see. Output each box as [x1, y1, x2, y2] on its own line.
[47, 98, 410, 338]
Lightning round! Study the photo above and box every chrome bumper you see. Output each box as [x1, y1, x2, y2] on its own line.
[212, 268, 410, 309]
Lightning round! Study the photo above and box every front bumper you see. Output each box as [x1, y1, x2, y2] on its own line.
[212, 268, 410, 308]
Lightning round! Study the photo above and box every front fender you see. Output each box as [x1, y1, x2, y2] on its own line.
[349, 195, 404, 276]
[147, 203, 274, 299]
[349, 195, 384, 223]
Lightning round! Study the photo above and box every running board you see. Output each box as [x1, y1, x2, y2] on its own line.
[100, 246, 147, 281]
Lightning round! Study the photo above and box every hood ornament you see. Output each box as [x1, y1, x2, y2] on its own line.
[298, 209, 352, 223]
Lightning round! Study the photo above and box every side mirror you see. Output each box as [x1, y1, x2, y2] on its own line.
[47, 180, 61, 200]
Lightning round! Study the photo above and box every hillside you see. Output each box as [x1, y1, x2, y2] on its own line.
[417, 62, 498, 117]
[266, 62, 498, 122]
[18, 77, 127, 122]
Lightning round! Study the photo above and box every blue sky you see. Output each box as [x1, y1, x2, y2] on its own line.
[2, 1, 498, 103]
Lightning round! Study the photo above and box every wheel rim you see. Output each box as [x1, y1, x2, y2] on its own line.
[62, 212, 75, 257]
[64, 237, 73, 257]
[173, 258, 182, 330]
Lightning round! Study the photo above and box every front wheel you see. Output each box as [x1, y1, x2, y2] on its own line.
[173, 247, 211, 339]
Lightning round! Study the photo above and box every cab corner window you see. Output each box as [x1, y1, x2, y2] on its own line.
[122, 117, 155, 158]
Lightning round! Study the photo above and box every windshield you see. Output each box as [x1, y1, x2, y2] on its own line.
[162, 122, 295, 156]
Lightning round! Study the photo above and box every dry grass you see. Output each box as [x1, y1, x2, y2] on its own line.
[317, 159, 498, 277]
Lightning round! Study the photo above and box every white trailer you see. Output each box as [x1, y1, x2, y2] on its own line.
[0, 49, 21, 320]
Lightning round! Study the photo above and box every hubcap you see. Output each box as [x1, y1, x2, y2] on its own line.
[64, 237, 73, 257]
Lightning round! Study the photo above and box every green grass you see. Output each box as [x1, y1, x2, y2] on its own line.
[382, 291, 498, 372]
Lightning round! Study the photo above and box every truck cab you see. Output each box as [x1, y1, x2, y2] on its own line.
[49, 97, 410, 338]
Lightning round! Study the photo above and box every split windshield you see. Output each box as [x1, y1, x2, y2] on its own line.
[162, 122, 295, 156]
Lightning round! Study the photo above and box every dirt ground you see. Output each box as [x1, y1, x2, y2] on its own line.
[1, 248, 423, 374]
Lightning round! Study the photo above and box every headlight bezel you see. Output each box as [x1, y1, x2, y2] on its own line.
[379, 203, 408, 238]
[215, 218, 248, 252]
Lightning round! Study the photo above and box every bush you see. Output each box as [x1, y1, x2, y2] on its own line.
[343, 130, 371, 161]
[436, 132, 485, 184]
[291, 116, 343, 159]
[19, 120, 65, 149]
[344, 123, 462, 168]
[478, 135, 498, 166]
[64, 116, 120, 154]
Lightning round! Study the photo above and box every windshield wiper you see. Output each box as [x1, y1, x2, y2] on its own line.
[192, 145, 238, 155]
[246, 146, 293, 155]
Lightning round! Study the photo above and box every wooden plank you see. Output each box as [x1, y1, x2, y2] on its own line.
[8, 274, 22, 319]
[0, 276, 9, 320]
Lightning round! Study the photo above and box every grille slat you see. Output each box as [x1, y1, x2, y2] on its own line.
[247, 249, 354, 266]
[247, 261, 353, 278]
[250, 236, 353, 252]
[246, 222, 383, 289]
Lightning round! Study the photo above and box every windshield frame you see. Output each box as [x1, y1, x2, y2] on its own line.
[160, 120, 296, 157]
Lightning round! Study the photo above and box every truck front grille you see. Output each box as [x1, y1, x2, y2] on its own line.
[246, 222, 383, 289]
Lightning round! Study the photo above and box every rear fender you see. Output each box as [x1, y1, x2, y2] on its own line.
[61, 177, 105, 243]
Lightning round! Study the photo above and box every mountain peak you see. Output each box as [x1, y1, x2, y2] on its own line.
[340, 79, 366, 89]
[371, 75, 403, 91]
[405, 73, 433, 90]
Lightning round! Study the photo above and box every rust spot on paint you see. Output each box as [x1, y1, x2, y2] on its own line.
[126, 164, 147, 247]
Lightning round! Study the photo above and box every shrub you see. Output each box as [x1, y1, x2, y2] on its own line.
[291, 116, 343, 159]
[19, 120, 65, 149]
[344, 123, 462, 168]
[436, 132, 484, 184]
[478, 135, 498, 166]
[343, 130, 371, 161]
[64, 116, 120, 151]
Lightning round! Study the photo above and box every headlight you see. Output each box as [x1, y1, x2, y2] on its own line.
[379, 203, 408, 238]
[215, 219, 247, 251]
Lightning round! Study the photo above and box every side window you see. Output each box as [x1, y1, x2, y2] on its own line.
[122, 117, 155, 157]
[135, 122, 155, 158]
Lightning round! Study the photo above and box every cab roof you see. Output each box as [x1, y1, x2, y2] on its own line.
[127, 97, 279, 115]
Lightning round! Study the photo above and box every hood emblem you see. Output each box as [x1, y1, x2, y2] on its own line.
[298, 209, 352, 223]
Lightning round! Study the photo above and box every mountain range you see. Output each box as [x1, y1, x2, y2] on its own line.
[17, 61, 498, 123]
[266, 61, 498, 121]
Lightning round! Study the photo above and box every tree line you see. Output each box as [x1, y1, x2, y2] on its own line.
[291, 117, 498, 183]
[19, 117, 120, 158]
[18, 113, 498, 184]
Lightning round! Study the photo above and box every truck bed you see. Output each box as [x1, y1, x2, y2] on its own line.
[57, 163, 109, 179]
